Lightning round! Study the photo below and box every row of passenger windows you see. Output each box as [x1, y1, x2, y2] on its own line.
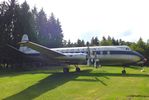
[59, 50, 132, 55]
[56, 47, 130, 53]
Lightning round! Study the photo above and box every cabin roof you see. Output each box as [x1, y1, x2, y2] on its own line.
[52, 45, 131, 51]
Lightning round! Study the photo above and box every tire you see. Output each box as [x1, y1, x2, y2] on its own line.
[76, 67, 80, 72]
[63, 67, 69, 73]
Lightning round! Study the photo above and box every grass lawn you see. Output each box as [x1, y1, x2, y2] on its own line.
[0, 65, 149, 100]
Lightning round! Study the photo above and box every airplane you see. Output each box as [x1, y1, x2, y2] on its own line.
[19, 34, 147, 75]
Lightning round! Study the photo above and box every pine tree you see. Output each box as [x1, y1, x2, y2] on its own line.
[47, 13, 63, 48]
[91, 37, 99, 46]
[0, 0, 20, 47]
[107, 36, 113, 45]
[0, 1, 9, 46]
[94, 37, 99, 46]
[77, 39, 82, 47]
[100, 36, 108, 45]
[36, 8, 49, 46]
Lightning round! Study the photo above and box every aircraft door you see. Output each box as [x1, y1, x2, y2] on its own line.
[125, 49, 131, 64]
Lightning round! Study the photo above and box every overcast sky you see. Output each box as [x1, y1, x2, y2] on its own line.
[5, 0, 149, 42]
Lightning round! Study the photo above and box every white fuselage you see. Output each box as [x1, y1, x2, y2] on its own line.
[52, 46, 144, 65]
[19, 34, 145, 66]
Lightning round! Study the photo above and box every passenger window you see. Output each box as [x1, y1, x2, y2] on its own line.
[100, 51, 103, 55]
[126, 48, 129, 50]
[107, 51, 110, 55]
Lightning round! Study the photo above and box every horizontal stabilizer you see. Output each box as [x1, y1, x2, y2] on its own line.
[19, 34, 39, 54]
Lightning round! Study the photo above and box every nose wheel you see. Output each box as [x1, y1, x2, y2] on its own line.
[63, 67, 69, 73]
[75, 65, 80, 72]
[122, 66, 126, 76]
[141, 64, 145, 72]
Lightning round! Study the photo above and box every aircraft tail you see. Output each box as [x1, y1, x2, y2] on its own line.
[21, 34, 29, 42]
[19, 34, 39, 54]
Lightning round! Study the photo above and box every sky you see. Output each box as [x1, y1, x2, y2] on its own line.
[4, 0, 149, 42]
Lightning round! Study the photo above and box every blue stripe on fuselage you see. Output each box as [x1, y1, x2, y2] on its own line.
[63, 50, 143, 59]
[95, 50, 143, 58]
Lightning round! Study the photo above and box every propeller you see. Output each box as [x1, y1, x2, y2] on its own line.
[143, 58, 147, 63]
[93, 51, 97, 67]
[140, 58, 147, 72]
[86, 45, 91, 66]
[86, 45, 99, 67]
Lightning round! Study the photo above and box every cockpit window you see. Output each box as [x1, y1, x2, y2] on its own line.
[119, 46, 131, 51]
[126, 47, 130, 50]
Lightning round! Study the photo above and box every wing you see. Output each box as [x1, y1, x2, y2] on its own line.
[19, 41, 65, 58]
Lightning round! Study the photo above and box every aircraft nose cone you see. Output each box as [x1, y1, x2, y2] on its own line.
[143, 58, 147, 63]
[132, 51, 147, 64]
[132, 51, 145, 62]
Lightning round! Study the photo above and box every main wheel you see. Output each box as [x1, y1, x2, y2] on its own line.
[122, 70, 126, 76]
[76, 67, 80, 72]
[63, 67, 69, 73]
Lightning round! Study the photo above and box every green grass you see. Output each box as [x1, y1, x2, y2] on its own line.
[0, 66, 149, 100]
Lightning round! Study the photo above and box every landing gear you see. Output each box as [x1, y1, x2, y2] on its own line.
[122, 66, 126, 76]
[141, 64, 145, 72]
[122, 69, 126, 76]
[63, 67, 69, 73]
[63, 65, 81, 73]
[76, 67, 80, 72]
[75, 65, 80, 72]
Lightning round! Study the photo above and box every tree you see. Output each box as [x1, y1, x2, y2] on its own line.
[130, 38, 145, 55]
[112, 37, 118, 45]
[62, 39, 67, 47]
[36, 8, 49, 46]
[67, 39, 74, 47]
[47, 13, 63, 48]
[0, 1, 9, 46]
[94, 37, 99, 46]
[67, 40, 71, 47]
[100, 36, 112, 46]
[90, 37, 95, 46]
[107, 36, 113, 45]
[30, 6, 38, 42]
[137, 38, 145, 49]
[12, 1, 36, 47]
[0, 0, 21, 47]
[91, 37, 99, 46]
[81, 40, 85, 46]
[100, 36, 107, 46]
[147, 39, 149, 45]
[76, 39, 83, 47]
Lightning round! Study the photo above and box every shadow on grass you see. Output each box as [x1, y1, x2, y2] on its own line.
[3, 73, 77, 100]
[72, 76, 107, 86]
[0, 70, 28, 77]
[79, 72, 149, 77]
[127, 95, 149, 98]
[128, 66, 142, 70]
[3, 70, 93, 100]
[0, 69, 60, 78]
[3, 69, 149, 100]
